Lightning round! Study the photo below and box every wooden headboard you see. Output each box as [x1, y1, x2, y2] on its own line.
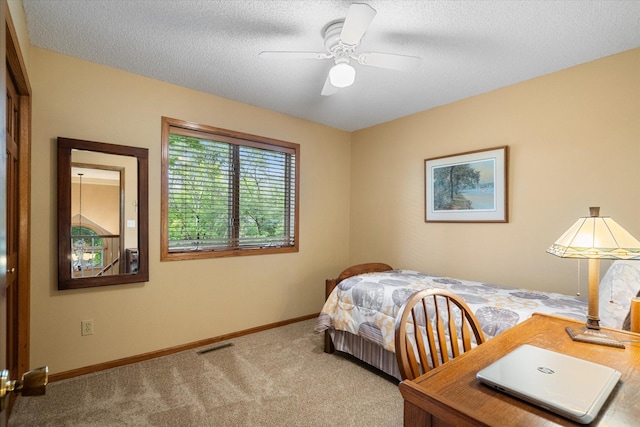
[325, 262, 394, 299]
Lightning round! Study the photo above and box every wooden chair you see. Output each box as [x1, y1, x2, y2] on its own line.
[395, 289, 485, 380]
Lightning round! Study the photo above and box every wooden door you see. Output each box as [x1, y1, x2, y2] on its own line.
[0, 1, 8, 424]
[3, 3, 35, 423]
[6, 64, 20, 386]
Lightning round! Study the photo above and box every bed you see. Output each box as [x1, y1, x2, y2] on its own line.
[315, 261, 640, 380]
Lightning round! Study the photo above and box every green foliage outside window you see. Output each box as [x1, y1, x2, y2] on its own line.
[71, 226, 104, 267]
[167, 133, 295, 252]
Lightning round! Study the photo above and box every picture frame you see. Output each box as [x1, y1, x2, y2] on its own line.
[425, 146, 508, 223]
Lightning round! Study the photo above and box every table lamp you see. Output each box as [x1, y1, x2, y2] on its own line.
[547, 207, 640, 348]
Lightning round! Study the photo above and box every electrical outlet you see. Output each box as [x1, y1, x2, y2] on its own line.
[81, 319, 94, 336]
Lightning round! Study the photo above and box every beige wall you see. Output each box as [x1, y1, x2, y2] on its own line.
[71, 182, 120, 234]
[29, 47, 351, 374]
[7, 0, 29, 70]
[350, 47, 640, 295]
[11, 0, 639, 374]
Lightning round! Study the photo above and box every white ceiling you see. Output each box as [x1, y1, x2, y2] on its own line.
[20, 1, 640, 131]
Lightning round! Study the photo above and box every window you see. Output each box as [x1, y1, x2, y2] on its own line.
[161, 117, 299, 260]
[71, 226, 105, 276]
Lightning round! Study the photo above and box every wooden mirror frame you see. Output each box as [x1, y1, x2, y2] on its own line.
[57, 137, 149, 290]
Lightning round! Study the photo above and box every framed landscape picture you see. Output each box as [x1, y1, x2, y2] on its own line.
[425, 146, 508, 223]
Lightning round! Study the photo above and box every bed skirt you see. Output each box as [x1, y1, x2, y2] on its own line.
[330, 330, 401, 380]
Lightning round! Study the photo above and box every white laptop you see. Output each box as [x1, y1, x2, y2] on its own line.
[476, 344, 621, 424]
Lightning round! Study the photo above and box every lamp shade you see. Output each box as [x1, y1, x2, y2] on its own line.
[329, 62, 356, 88]
[547, 207, 640, 260]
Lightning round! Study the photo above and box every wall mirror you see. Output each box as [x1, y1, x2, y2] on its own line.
[57, 137, 149, 290]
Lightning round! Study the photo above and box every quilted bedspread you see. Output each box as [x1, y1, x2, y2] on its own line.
[315, 270, 593, 353]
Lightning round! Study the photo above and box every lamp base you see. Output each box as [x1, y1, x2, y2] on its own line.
[565, 326, 625, 349]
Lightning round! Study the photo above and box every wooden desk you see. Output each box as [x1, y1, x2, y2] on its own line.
[399, 313, 640, 426]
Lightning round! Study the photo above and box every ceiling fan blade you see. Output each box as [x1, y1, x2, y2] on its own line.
[340, 3, 377, 45]
[355, 52, 422, 71]
[321, 74, 338, 96]
[259, 51, 330, 60]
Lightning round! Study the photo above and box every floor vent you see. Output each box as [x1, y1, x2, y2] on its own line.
[196, 342, 234, 355]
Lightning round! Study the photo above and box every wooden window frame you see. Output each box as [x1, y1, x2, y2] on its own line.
[161, 117, 300, 261]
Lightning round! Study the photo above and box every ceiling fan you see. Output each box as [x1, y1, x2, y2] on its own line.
[259, 3, 422, 96]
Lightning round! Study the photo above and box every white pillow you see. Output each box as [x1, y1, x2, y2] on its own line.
[599, 260, 640, 329]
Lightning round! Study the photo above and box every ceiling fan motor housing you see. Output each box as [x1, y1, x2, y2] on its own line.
[323, 21, 355, 59]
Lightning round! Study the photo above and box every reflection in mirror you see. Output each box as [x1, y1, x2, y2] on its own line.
[58, 138, 148, 289]
[71, 161, 127, 277]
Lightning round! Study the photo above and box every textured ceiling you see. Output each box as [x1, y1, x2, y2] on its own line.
[20, 0, 640, 131]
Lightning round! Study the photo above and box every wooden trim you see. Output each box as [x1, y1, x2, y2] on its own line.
[160, 116, 301, 262]
[5, 8, 31, 94]
[160, 117, 170, 259]
[57, 137, 149, 289]
[48, 313, 319, 382]
[6, 4, 32, 381]
[15, 94, 30, 377]
[163, 245, 299, 261]
[165, 117, 300, 153]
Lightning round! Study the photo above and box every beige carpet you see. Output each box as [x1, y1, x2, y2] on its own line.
[9, 319, 403, 426]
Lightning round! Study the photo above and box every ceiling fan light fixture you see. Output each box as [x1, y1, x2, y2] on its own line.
[329, 62, 356, 88]
[261, 3, 421, 96]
